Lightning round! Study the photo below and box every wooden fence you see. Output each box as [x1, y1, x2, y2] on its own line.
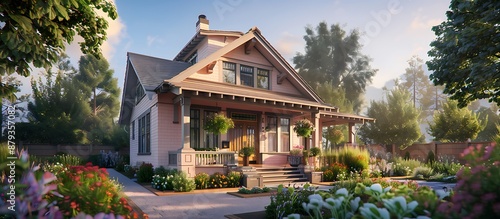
[390, 142, 493, 164]
[18, 143, 128, 160]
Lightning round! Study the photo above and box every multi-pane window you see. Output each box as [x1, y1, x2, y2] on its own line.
[223, 62, 236, 84]
[190, 109, 200, 148]
[280, 118, 290, 152]
[138, 113, 150, 154]
[135, 83, 145, 104]
[240, 65, 254, 87]
[267, 116, 277, 152]
[265, 116, 290, 152]
[257, 69, 269, 89]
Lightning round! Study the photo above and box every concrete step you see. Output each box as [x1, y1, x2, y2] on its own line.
[261, 173, 304, 178]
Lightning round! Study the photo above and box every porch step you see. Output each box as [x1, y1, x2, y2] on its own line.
[254, 166, 308, 187]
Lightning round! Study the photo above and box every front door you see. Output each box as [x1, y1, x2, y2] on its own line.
[229, 121, 257, 163]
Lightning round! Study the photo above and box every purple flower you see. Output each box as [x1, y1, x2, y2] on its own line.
[482, 193, 496, 202]
[470, 182, 481, 191]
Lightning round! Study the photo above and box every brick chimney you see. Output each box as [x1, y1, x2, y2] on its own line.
[196, 14, 209, 32]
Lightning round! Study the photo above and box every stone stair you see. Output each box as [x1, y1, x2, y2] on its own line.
[255, 166, 309, 187]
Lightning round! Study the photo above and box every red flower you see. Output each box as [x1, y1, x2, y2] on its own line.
[70, 201, 77, 209]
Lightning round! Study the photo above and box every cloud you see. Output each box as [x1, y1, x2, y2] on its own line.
[409, 14, 442, 31]
[274, 32, 303, 61]
[147, 35, 165, 47]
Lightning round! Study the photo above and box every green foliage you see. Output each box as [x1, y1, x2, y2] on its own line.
[194, 172, 210, 189]
[412, 166, 434, 179]
[320, 146, 369, 173]
[265, 184, 316, 219]
[238, 186, 271, 194]
[227, 171, 241, 188]
[475, 105, 500, 141]
[123, 164, 136, 179]
[426, 150, 435, 164]
[209, 172, 228, 188]
[400, 56, 436, 117]
[293, 119, 314, 138]
[238, 146, 254, 157]
[321, 162, 348, 182]
[427, 0, 500, 107]
[359, 87, 422, 149]
[136, 163, 154, 183]
[172, 172, 196, 192]
[151, 175, 171, 191]
[154, 166, 177, 176]
[293, 22, 376, 113]
[53, 154, 82, 166]
[309, 147, 321, 157]
[428, 99, 483, 142]
[392, 157, 422, 176]
[0, 0, 117, 99]
[203, 113, 234, 134]
[324, 126, 345, 148]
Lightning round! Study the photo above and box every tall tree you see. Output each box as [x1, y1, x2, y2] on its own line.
[359, 87, 422, 149]
[427, 0, 500, 107]
[0, 0, 117, 99]
[26, 56, 91, 144]
[293, 22, 377, 113]
[428, 99, 483, 142]
[400, 56, 433, 110]
[475, 104, 500, 142]
[74, 54, 120, 144]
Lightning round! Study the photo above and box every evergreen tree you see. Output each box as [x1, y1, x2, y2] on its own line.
[293, 22, 376, 113]
[475, 104, 499, 142]
[359, 87, 422, 149]
[428, 99, 483, 142]
[74, 54, 120, 144]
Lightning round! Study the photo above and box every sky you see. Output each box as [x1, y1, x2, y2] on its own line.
[18, 0, 451, 104]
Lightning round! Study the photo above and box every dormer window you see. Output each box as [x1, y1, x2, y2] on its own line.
[135, 83, 145, 104]
[187, 51, 198, 65]
[222, 61, 271, 90]
[240, 65, 254, 87]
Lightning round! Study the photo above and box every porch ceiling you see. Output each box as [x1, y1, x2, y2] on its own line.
[320, 110, 375, 125]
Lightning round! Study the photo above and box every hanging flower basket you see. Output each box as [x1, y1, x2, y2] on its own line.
[293, 118, 314, 138]
[204, 113, 234, 134]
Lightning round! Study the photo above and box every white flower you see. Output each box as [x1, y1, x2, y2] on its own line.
[435, 189, 450, 200]
[284, 214, 301, 219]
[369, 184, 383, 193]
[308, 194, 323, 201]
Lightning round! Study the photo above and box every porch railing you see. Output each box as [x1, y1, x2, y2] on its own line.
[195, 151, 238, 166]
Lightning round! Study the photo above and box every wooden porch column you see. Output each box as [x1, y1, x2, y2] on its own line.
[177, 97, 196, 177]
[312, 113, 320, 148]
[348, 122, 355, 145]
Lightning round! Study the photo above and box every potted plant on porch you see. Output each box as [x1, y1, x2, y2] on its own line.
[239, 147, 254, 166]
[288, 145, 303, 167]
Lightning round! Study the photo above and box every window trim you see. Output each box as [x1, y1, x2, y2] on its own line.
[222, 61, 236, 84]
[138, 111, 151, 155]
[220, 60, 272, 90]
[240, 64, 254, 87]
[135, 83, 146, 105]
[257, 68, 270, 89]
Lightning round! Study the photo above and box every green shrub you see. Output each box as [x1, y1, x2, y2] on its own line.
[392, 157, 422, 176]
[227, 171, 241, 188]
[309, 147, 321, 157]
[319, 147, 369, 173]
[172, 172, 196, 192]
[426, 150, 435, 164]
[321, 162, 348, 181]
[412, 166, 434, 179]
[428, 160, 463, 176]
[404, 151, 411, 160]
[53, 154, 82, 166]
[123, 164, 136, 178]
[194, 172, 210, 189]
[136, 163, 154, 183]
[151, 175, 173, 191]
[154, 166, 177, 176]
[209, 172, 228, 188]
[265, 184, 316, 218]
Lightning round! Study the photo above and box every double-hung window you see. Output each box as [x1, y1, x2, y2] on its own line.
[240, 65, 254, 87]
[257, 69, 269, 89]
[223, 62, 236, 84]
[138, 113, 150, 154]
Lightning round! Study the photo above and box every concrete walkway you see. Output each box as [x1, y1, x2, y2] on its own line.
[107, 169, 271, 219]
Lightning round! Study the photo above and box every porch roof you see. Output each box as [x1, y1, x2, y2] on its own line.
[171, 78, 339, 112]
[319, 110, 375, 125]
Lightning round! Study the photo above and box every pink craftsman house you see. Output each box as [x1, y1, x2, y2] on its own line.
[118, 15, 374, 177]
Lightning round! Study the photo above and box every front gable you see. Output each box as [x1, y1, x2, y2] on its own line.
[168, 28, 324, 104]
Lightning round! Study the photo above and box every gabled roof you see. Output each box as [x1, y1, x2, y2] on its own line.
[128, 52, 191, 91]
[174, 29, 244, 62]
